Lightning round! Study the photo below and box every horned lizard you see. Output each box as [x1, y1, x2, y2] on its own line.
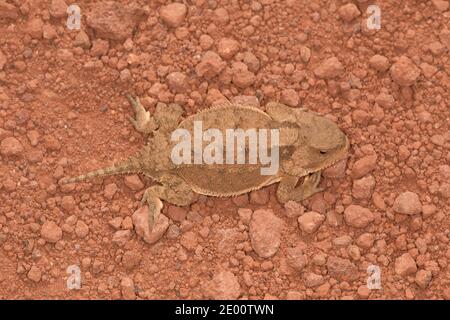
[62, 96, 349, 228]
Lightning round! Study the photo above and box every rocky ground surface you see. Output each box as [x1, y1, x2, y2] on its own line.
[0, 0, 449, 300]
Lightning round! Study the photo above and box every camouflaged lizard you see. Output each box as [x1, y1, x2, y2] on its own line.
[62, 96, 349, 228]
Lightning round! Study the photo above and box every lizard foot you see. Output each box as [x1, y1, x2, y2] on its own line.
[141, 187, 163, 231]
[127, 95, 157, 134]
[276, 171, 324, 203]
[299, 171, 324, 200]
[140, 176, 195, 230]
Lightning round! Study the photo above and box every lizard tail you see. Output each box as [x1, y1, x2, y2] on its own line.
[61, 153, 143, 184]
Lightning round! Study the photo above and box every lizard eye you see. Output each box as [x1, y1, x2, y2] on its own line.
[319, 150, 327, 155]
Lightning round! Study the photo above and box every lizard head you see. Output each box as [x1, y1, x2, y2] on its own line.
[280, 112, 349, 175]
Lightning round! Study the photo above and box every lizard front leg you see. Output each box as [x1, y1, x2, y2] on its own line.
[141, 174, 195, 229]
[276, 171, 324, 203]
[266, 102, 310, 123]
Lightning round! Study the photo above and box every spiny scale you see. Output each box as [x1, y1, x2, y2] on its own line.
[61, 154, 142, 184]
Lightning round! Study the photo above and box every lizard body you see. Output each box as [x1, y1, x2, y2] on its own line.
[62, 96, 349, 227]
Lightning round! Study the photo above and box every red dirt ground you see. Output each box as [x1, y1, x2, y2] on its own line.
[0, 0, 449, 300]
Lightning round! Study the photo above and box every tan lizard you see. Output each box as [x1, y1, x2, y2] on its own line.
[62, 96, 349, 228]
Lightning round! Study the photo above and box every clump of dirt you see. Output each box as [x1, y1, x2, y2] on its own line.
[0, 0, 449, 300]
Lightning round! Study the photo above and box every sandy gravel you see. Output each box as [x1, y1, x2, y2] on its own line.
[0, 0, 449, 300]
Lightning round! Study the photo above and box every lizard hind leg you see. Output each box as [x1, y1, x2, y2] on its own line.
[141, 174, 195, 230]
[127, 95, 157, 135]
